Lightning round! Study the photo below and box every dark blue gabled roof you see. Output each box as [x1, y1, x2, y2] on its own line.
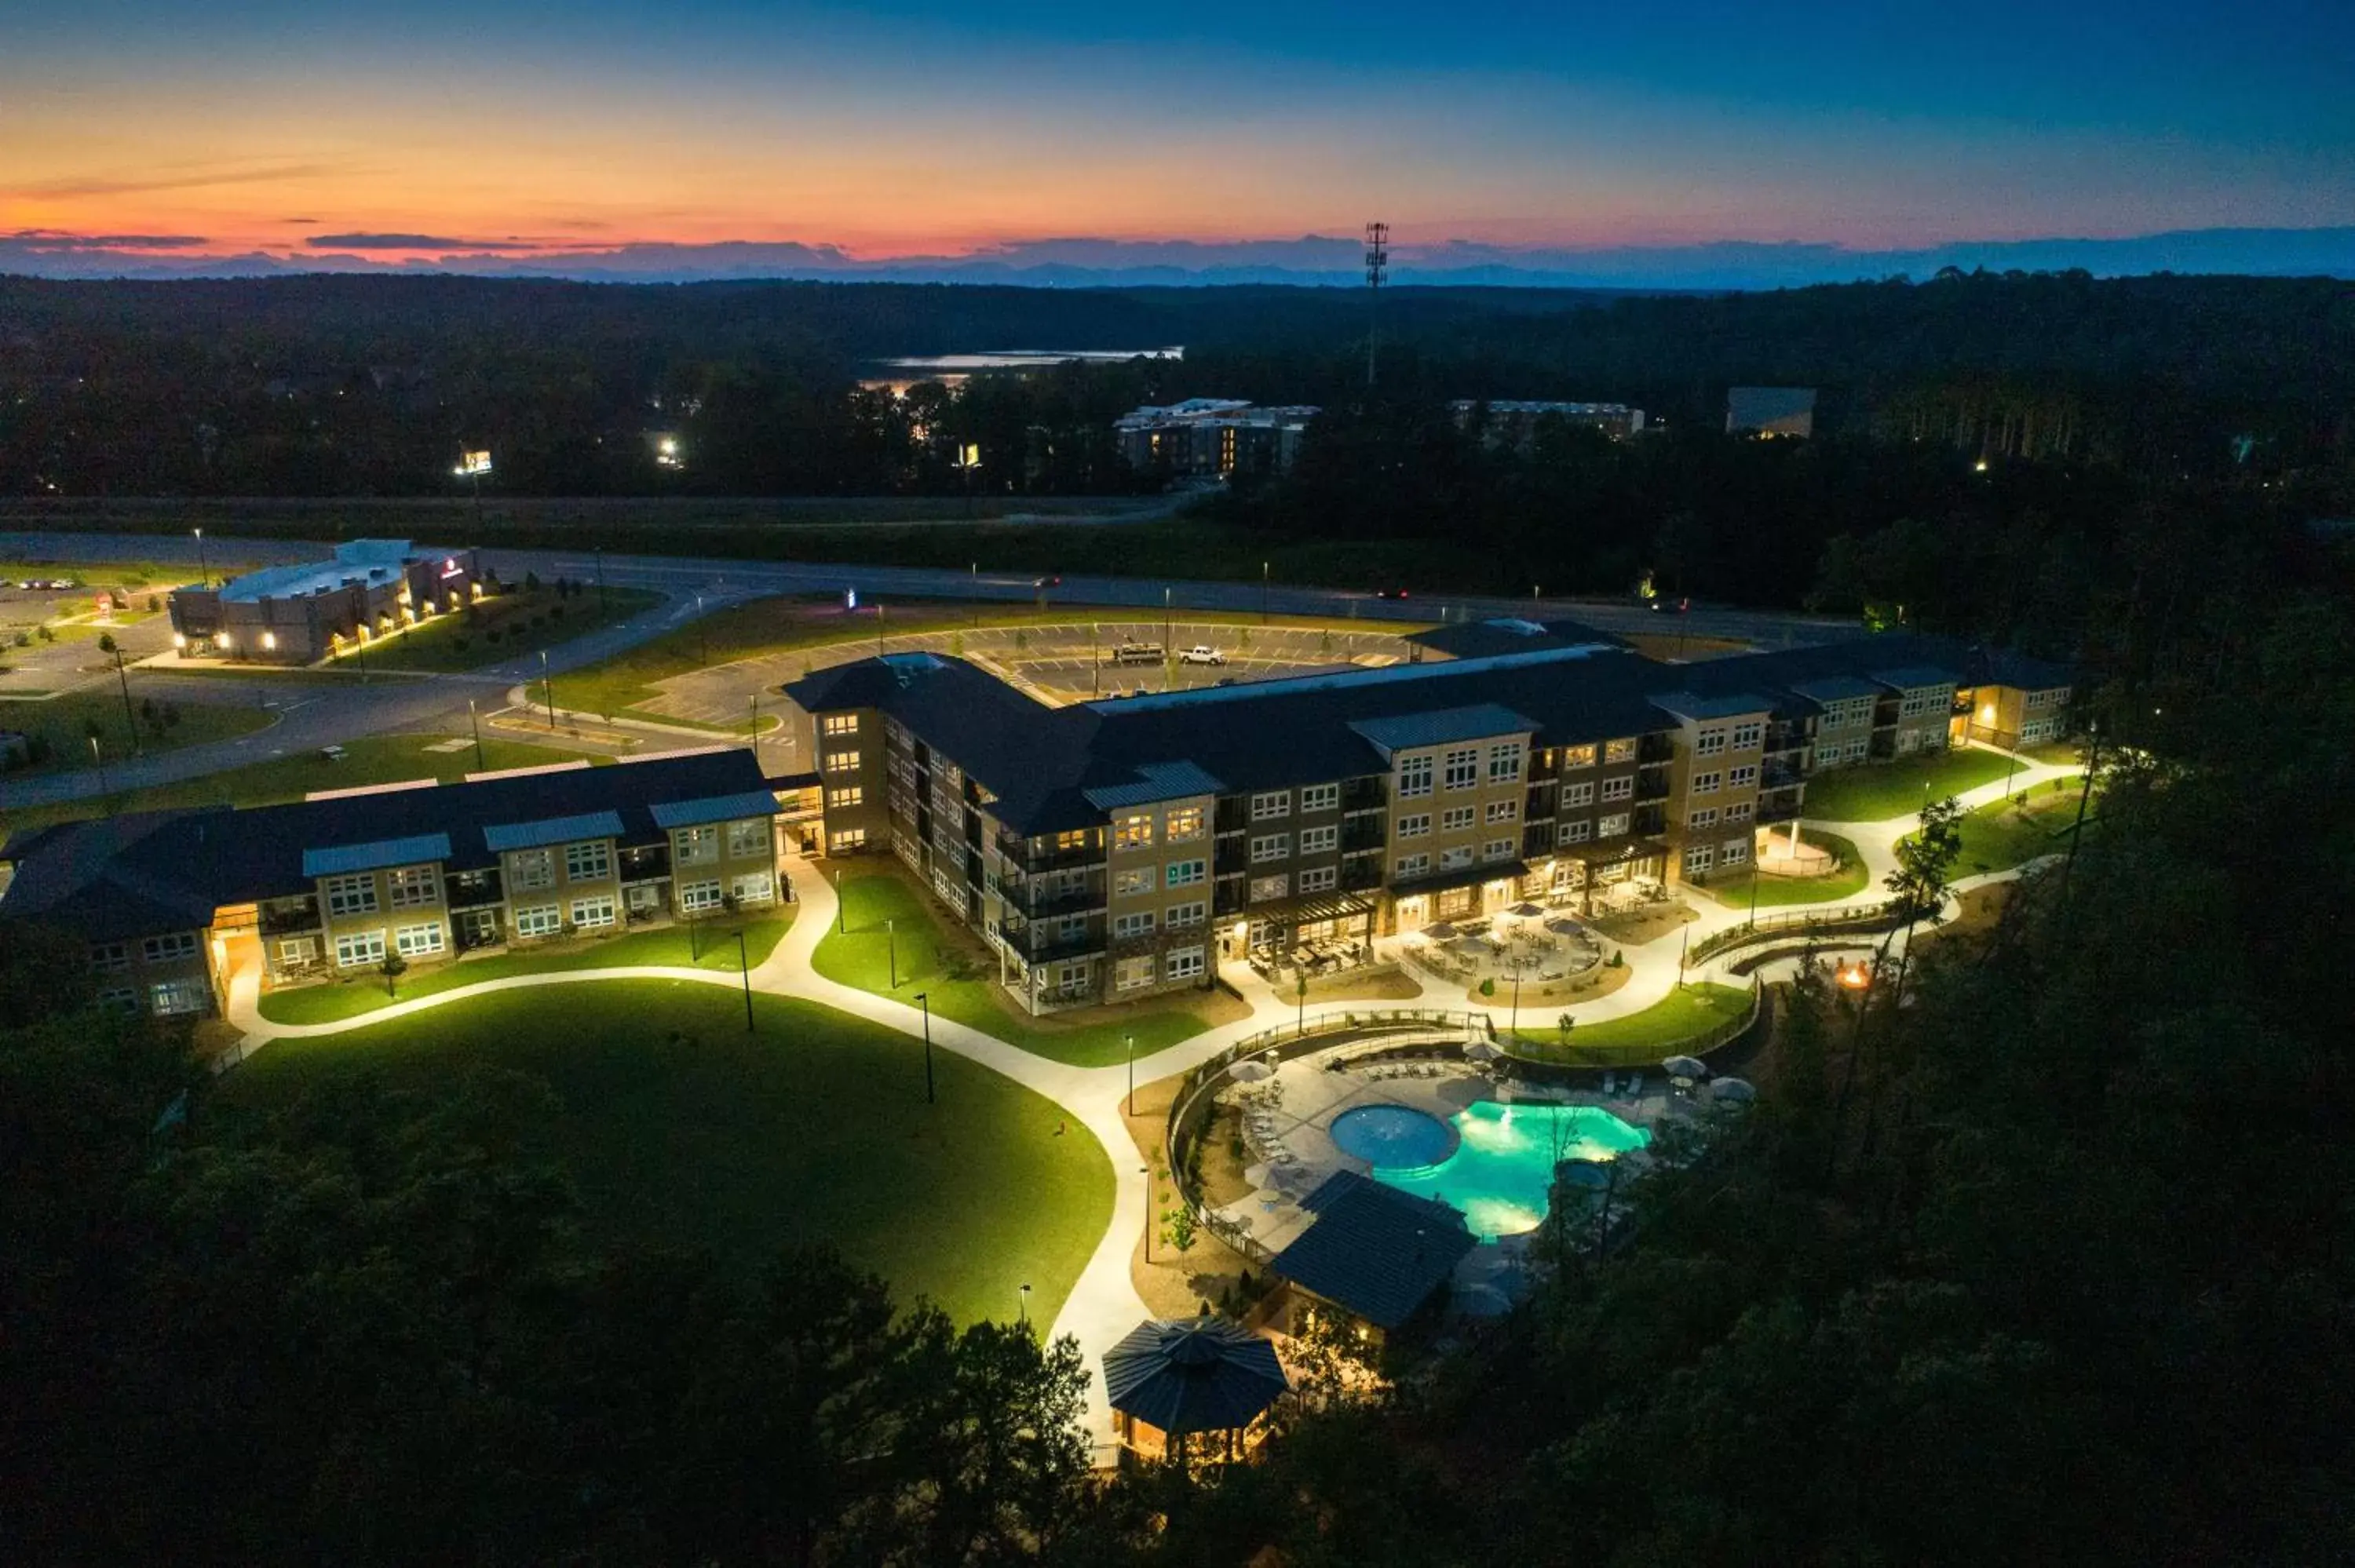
[1270, 1170, 1476, 1331]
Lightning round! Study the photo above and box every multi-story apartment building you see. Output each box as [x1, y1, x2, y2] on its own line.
[168, 538, 485, 664]
[785, 629, 2075, 1016]
[1112, 399, 1320, 481]
[0, 750, 789, 1020]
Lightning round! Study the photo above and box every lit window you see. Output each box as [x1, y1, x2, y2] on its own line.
[323, 874, 378, 917]
[334, 930, 387, 967]
[1298, 783, 1339, 813]
[1165, 859, 1206, 888]
[728, 819, 771, 859]
[1561, 743, 1597, 770]
[1165, 806, 1204, 841]
[571, 895, 617, 929]
[1443, 748, 1479, 789]
[827, 786, 864, 808]
[514, 904, 563, 938]
[679, 881, 724, 913]
[822, 713, 860, 736]
[564, 841, 612, 882]
[824, 750, 861, 773]
[1115, 866, 1156, 897]
[829, 828, 868, 851]
[1247, 873, 1289, 901]
[1114, 812, 1155, 851]
[393, 921, 445, 957]
[388, 866, 440, 908]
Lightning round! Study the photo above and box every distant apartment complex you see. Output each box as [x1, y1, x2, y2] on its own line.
[786, 627, 2071, 1017]
[167, 539, 484, 663]
[1726, 387, 1817, 439]
[1114, 399, 1320, 480]
[0, 751, 798, 1021]
[1449, 399, 1647, 445]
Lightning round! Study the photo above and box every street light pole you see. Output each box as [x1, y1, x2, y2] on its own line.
[1140, 1165, 1152, 1264]
[736, 931, 754, 1033]
[540, 649, 555, 730]
[1126, 1031, 1136, 1117]
[468, 697, 485, 771]
[748, 693, 760, 758]
[1261, 560, 1269, 622]
[192, 527, 209, 591]
[887, 917, 897, 990]
[1018, 1282, 1031, 1326]
[834, 866, 845, 934]
[916, 991, 935, 1104]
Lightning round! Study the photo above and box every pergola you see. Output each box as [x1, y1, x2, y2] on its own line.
[1103, 1316, 1291, 1466]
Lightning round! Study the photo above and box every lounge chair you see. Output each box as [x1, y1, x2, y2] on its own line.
[1603, 1071, 1617, 1094]
[1624, 1073, 1641, 1096]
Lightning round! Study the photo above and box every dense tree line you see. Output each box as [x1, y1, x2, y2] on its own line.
[1, 272, 2348, 501]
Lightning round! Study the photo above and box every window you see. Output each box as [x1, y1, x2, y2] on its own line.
[97, 986, 139, 1012]
[824, 749, 862, 773]
[1054, 961, 1090, 992]
[822, 713, 860, 736]
[278, 936, 316, 965]
[1298, 865, 1338, 892]
[1057, 913, 1088, 939]
[1440, 805, 1476, 833]
[1251, 789, 1290, 821]
[1900, 687, 1948, 718]
[1250, 833, 1289, 863]
[1165, 859, 1206, 888]
[1298, 824, 1338, 854]
[1823, 697, 1872, 727]
[670, 881, 719, 915]
[1598, 812, 1631, 837]
[388, 866, 440, 908]
[732, 872, 776, 903]
[2021, 718, 2059, 742]
[1488, 742, 1524, 783]
[1299, 782, 1339, 813]
[1691, 771, 1721, 795]
[1729, 764, 1758, 789]
[1394, 852, 1431, 879]
[1557, 819, 1592, 845]
[139, 931, 199, 965]
[1115, 955, 1156, 992]
[1601, 776, 1634, 802]
[1053, 828, 1096, 853]
[1397, 755, 1433, 798]
[511, 849, 556, 891]
[1689, 807, 1720, 830]
[394, 921, 445, 957]
[150, 979, 210, 1016]
[730, 818, 774, 860]
[1166, 805, 1204, 842]
[1166, 946, 1205, 981]
[1604, 738, 1637, 764]
[1726, 800, 1754, 822]
[1167, 900, 1207, 928]
[565, 841, 612, 882]
[1563, 780, 1594, 808]
[334, 929, 387, 967]
[829, 828, 868, 852]
[1396, 813, 1431, 839]
[1685, 844, 1715, 874]
[675, 826, 719, 866]
[1113, 910, 1156, 939]
[571, 895, 617, 929]
[89, 942, 130, 972]
[1720, 838, 1751, 866]
[1695, 728, 1727, 757]
[1440, 845, 1474, 871]
[1731, 720, 1763, 749]
[827, 786, 864, 808]
[323, 873, 379, 917]
[1115, 866, 1156, 896]
[1114, 812, 1155, 851]
[1481, 837, 1517, 862]
[510, 903, 560, 938]
[1247, 873, 1289, 901]
[1561, 742, 1597, 770]
[1485, 800, 1518, 824]
[1442, 747, 1480, 789]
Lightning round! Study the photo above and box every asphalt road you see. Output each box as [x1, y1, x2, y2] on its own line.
[0, 527, 1857, 814]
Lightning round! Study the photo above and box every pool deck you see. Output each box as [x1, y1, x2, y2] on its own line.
[1214, 1045, 1696, 1306]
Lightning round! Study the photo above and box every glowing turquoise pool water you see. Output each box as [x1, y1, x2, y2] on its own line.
[1356, 1100, 1651, 1240]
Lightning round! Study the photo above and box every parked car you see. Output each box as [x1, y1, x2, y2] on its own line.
[1375, 587, 1411, 600]
[1178, 644, 1226, 665]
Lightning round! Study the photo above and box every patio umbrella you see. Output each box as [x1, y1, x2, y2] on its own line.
[1424, 921, 1458, 939]
[1230, 1059, 1276, 1083]
[1709, 1077, 1758, 1103]
[1507, 901, 1546, 919]
[1661, 1054, 1709, 1079]
[1463, 1039, 1504, 1063]
[1104, 1317, 1291, 1439]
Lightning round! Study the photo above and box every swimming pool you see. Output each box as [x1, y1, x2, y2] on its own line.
[1330, 1103, 1458, 1167]
[1356, 1100, 1651, 1240]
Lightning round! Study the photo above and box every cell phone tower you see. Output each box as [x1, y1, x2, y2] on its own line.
[1364, 221, 1389, 389]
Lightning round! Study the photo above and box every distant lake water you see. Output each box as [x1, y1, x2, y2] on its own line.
[859, 347, 1182, 392]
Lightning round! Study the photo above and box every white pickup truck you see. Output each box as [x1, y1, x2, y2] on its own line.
[1178, 644, 1227, 666]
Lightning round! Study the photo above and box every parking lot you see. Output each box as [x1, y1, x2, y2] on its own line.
[644, 618, 1430, 732]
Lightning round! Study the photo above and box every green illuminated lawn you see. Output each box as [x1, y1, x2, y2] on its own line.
[812, 868, 1240, 1069]
[1798, 749, 2015, 822]
[2, 732, 605, 834]
[220, 983, 1112, 1327]
[257, 908, 797, 1025]
[1695, 830, 1871, 910]
[1944, 778, 2090, 874]
[0, 687, 275, 776]
[349, 585, 663, 673]
[1505, 982, 1754, 1067]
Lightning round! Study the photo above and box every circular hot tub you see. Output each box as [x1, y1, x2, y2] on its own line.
[1331, 1103, 1457, 1169]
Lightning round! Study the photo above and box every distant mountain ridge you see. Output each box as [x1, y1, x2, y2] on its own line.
[5, 226, 2353, 288]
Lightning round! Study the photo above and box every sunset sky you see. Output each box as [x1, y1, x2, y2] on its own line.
[6, 0, 2352, 268]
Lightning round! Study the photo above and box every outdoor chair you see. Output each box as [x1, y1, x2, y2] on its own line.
[1603, 1072, 1616, 1093]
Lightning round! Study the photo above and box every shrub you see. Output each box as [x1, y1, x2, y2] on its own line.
[484, 629, 502, 644]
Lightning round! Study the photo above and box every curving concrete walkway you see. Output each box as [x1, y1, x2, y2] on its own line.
[214, 741, 2083, 1453]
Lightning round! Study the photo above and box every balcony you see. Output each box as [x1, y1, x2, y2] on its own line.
[1005, 925, 1103, 964]
[1635, 772, 1670, 802]
[1638, 733, 1676, 764]
[618, 844, 670, 881]
[1214, 797, 1250, 833]
[1020, 886, 1107, 920]
[1341, 818, 1387, 853]
[259, 897, 322, 937]
[1340, 776, 1388, 813]
[1758, 800, 1801, 825]
[1633, 804, 1667, 837]
[1762, 761, 1805, 790]
[445, 870, 504, 909]
[995, 833, 1106, 874]
[1214, 841, 1248, 877]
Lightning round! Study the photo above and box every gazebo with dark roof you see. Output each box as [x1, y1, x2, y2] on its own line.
[1102, 1316, 1290, 1464]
